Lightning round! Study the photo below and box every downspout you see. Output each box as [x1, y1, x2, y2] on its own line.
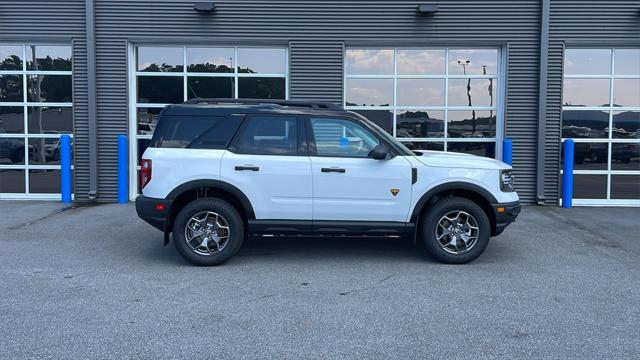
[536, 0, 550, 205]
[85, 0, 98, 199]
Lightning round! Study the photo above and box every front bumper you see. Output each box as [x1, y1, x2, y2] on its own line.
[491, 201, 521, 236]
[135, 195, 171, 232]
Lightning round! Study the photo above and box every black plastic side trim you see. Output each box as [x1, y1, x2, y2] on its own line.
[410, 182, 499, 222]
[165, 179, 256, 219]
[248, 219, 410, 237]
[411, 168, 418, 184]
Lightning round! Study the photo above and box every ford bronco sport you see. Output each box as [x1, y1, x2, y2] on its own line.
[136, 98, 520, 265]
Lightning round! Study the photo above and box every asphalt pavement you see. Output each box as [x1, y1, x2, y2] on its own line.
[0, 202, 638, 359]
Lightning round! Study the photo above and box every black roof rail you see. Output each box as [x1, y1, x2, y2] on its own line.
[183, 98, 342, 110]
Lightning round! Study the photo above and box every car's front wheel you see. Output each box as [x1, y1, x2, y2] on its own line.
[173, 198, 244, 266]
[420, 197, 490, 264]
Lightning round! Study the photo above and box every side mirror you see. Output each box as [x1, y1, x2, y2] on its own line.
[370, 144, 390, 160]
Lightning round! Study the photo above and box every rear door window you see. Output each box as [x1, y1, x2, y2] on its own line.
[230, 115, 298, 155]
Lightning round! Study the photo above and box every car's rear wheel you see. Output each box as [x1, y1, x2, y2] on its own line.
[173, 198, 244, 266]
[420, 197, 490, 264]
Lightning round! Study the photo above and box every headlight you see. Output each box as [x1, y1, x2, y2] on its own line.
[500, 170, 515, 192]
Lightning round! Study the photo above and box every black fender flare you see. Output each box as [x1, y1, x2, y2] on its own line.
[166, 179, 256, 219]
[410, 181, 498, 222]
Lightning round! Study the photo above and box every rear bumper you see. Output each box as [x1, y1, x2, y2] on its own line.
[491, 201, 521, 236]
[135, 195, 171, 232]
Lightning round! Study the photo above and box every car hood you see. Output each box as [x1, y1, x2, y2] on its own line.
[411, 150, 511, 170]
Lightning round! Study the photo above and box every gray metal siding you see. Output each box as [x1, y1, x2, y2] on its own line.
[94, 0, 542, 203]
[0, 1, 88, 198]
[289, 41, 344, 104]
[546, 1, 640, 203]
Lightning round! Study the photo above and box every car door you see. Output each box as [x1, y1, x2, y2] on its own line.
[308, 116, 413, 222]
[220, 114, 312, 220]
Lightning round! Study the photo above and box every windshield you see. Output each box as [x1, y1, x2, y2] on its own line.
[350, 112, 414, 156]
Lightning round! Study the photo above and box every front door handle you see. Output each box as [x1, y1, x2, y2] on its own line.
[321, 167, 346, 173]
[235, 165, 259, 171]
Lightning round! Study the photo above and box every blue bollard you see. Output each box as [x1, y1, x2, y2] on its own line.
[117, 135, 128, 204]
[502, 138, 513, 165]
[562, 139, 574, 208]
[60, 135, 72, 203]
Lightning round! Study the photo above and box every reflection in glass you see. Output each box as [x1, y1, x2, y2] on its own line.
[345, 49, 393, 75]
[27, 107, 72, 133]
[612, 111, 640, 139]
[27, 75, 72, 103]
[354, 110, 393, 134]
[448, 49, 498, 75]
[137, 47, 183, 72]
[0, 75, 23, 102]
[396, 79, 445, 106]
[138, 139, 151, 164]
[564, 49, 611, 75]
[237, 48, 286, 74]
[561, 109, 609, 138]
[396, 110, 444, 138]
[345, 79, 393, 106]
[137, 108, 162, 135]
[611, 143, 640, 170]
[29, 169, 61, 193]
[0, 45, 23, 70]
[566, 142, 608, 170]
[448, 142, 495, 158]
[26, 45, 72, 71]
[187, 47, 234, 73]
[571, 175, 607, 199]
[448, 110, 496, 138]
[28, 138, 71, 165]
[238, 77, 285, 99]
[396, 49, 445, 75]
[562, 79, 610, 107]
[448, 79, 496, 107]
[614, 49, 640, 75]
[137, 76, 183, 103]
[613, 79, 640, 107]
[400, 141, 444, 152]
[187, 77, 234, 99]
[610, 175, 640, 199]
[0, 169, 25, 193]
[0, 138, 25, 164]
[0, 107, 24, 133]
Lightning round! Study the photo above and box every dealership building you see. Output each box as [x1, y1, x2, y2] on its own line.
[0, 1, 638, 206]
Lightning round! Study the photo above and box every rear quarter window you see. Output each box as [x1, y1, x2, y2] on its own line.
[151, 115, 240, 149]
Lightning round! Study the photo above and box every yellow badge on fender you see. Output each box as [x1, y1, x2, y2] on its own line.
[390, 188, 400, 196]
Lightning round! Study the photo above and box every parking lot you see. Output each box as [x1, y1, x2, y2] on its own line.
[0, 202, 639, 359]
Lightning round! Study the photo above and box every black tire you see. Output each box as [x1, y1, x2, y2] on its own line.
[420, 197, 491, 264]
[11, 148, 24, 163]
[172, 198, 244, 266]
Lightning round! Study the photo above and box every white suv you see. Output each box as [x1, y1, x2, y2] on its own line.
[136, 99, 520, 265]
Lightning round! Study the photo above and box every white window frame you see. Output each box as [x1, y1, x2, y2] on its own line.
[127, 44, 289, 199]
[561, 47, 640, 206]
[0, 43, 73, 200]
[343, 47, 505, 159]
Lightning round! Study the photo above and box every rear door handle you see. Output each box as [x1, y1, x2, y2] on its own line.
[235, 165, 259, 171]
[321, 167, 346, 173]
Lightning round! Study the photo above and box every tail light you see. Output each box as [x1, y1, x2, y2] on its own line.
[140, 159, 152, 190]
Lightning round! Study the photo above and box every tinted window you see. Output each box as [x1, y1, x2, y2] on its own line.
[311, 118, 380, 158]
[151, 115, 238, 149]
[232, 116, 297, 155]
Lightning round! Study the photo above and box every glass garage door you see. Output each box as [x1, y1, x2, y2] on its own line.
[0, 44, 73, 199]
[562, 48, 640, 205]
[129, 45, 288, 198]
[344, 48, 502, 158]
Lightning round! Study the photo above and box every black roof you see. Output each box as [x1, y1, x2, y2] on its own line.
[161, 98, 353, 118]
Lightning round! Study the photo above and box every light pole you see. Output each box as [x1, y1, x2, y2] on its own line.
[458, 59, 476, 134]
